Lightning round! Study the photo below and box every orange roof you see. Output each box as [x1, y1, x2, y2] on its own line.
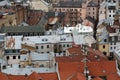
[68, 72, 86, 80]
[57, 46, 108, 62]
[107, 73, 120, 80]
[87, 61, 117, 76]
[0, 72, 9, 80]
[8, 75, 26, 80]
[58, 61, 117, 80]
[67, 46, 83, 55]
[38, 73, 58, 80]
[26, 72, 42, 80]
[55, 55, 84, 62]
[58, 62, 84, 80]
[93, 77, 103, 80]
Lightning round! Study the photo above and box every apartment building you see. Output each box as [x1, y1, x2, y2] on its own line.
[53, 0, 98, 26]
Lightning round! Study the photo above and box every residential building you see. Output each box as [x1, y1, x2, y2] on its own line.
[0, 33, 5, 57]
[0, 25, 45, 36]
[97, 23, 110, 56]
[20, 52, 55, 68]
[53, 0, 98, 26]
[55, 46, 120, 80]
[28, 0, 52, 12]
[98, 0, 119, 25]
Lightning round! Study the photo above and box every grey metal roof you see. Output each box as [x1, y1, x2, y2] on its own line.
[108, 6, 116, 10]
[87, 1, 98, 7]
[0, 25, 45, 33]
[54, 1, 82, 8]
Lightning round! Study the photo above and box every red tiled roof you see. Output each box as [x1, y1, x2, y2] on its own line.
[93, 77, 103, 80]
[107, 73, 120, 80]
[113, 20, 120, 27]
[8, 75, 26, 80]
[58, 61, 117, 80]
[106, 25, 115, 33]
[0, 72, 58, 80]
[38, 73, 58, 80]
[26, 72, 42, 80]
[27, 11, 42, 25]
[58, 62, 84, 80]
[0, 72, 9, 80]
[87, 61, 117, 76]
[68, 72, 86, 80]
[56, 55, 84, 62]
[67, 46, 83, 55]
[61, 46, 108, 62]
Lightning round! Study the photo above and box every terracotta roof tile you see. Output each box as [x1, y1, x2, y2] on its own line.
[68, 72, 86, 80]
[58, 61, 117, 80]
[58, 47, 108, 62]
[87, 61, 117, 76]
[8, 75, 26, 80]
[58, 62, 84, 80]
[27, 11, 42, 25]
[93, 77, 103, 80]
[26, 72, 42, 80]
[38, 73, 58, 80]
[107, 73, 120, 80]
[106, 26, 116, 33]
[0, 72, 9, 80]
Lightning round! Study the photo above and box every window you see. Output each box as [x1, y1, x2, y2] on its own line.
[47, 45, 49, 48]
[13, 56, 16, 59]
[114, 47, 116, 49]
[36, 46, 38, 49]
[110, 43, 112, 45]
[103, 45, 105, 49]
[93, 8, 94, 10]
[63, 44, 65, 47]
[109, 10, 111, 13]
[6, 56, 9, 60]
[118, 36, 120, 41]
[109, 15, 111, 17]
[18, 56, 20, 59]
[41, 46, 44, 49]
[112, 37, 114, 41]
[104, 39, 107, 42]
[111, 47, 112, 49]
[67, 44, 69, 47]
[114, 43, 116, 45]
[13, 50, 16, 53]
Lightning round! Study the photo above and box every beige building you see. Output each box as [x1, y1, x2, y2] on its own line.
[29, 0, 52, 12]
[20, 52, 54, 68]
[53, 0, 98, 25]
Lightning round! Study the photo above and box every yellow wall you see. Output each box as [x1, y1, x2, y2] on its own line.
[98, 44, 109, 56]
[31, 0, 50, 12]
[0, 14, 16, 27]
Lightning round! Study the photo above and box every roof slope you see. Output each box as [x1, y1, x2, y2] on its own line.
[0, 25, 44, 33]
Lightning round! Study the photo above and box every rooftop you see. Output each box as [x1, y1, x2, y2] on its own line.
[0, 25, 44, 33]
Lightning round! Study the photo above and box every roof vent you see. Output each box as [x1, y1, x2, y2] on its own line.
[94, 55, 100, 60]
